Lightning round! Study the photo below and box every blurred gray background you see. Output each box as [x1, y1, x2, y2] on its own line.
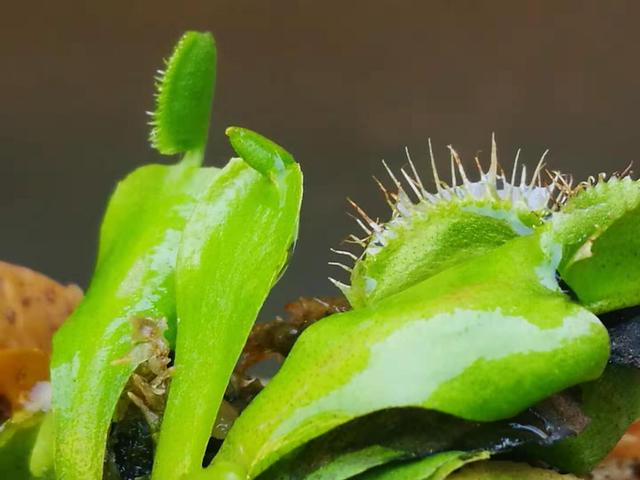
[1, 1, 639, 317]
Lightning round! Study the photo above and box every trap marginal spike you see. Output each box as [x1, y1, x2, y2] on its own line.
[345, 234, 368, 247]
[328, 262, 353, 273]
[400, 167, 423, 200]
[450, 150, 458, 188]
[328, 277, 351, 295]
[372, 175, 396, 211]
[474, 156, 485, 179]
[346, 211, 373, 236]
[520, 164, 528, 188]
[347, 198, 381, 232]
[489, 133, 498, 185]
[381, 159, 408, 202]
[548, 177, 560, 199]
[355, 218, 373, 236]
[428, 138, 445, 195]
[330, 248, 359, 261]
[529, 151, 549, 189]
[448, 146, 472, 190]
[620, 161, 634, 178]
[482, 135, 500, 200]
[404, 147, 426, 194]
[554, 171, 573, 192]
[510, 149, 521, 188]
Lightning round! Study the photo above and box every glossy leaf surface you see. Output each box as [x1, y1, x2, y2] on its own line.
[213, 233, 609, 478]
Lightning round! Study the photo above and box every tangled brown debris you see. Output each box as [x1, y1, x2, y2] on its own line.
[115, 317, 173, 435]
[214, 297, 350, 439]
[116, 297, 350, 442]
[235, 296, 350, 376]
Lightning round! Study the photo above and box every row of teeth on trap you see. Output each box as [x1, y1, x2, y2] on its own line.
[328, 136, 633, 289]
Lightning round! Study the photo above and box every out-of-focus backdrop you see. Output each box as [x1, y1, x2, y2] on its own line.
[1, 1, 639, 316]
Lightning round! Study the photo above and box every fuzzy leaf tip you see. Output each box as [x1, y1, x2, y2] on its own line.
[226, 126, 295, 178]
[149, 31, 217, 156]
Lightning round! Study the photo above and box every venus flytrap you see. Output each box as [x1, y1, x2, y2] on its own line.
[338, 139, 555, 308]
[360, 168, 640, 479]
[4, 25, 640, 480]
[211, 231, 610, 478]
[210, 146, 640, 479]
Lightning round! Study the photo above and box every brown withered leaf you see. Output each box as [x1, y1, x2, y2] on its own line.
[0, 261, 82, 416]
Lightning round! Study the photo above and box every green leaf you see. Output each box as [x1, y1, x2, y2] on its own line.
[526, 365, 640, 475]
[428, 452, 491, 480]
[356, 451, 489, 480]
[152, 142, 303, 479]
[284, 446, 401, 480]
[447, 461, 579, 479]
[150, 31, 217, 156]
[29, 412, 54, 478]
[51, 162, 218, 479]
[211, 232, 609, 478]
[0, 413, 43, 479]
